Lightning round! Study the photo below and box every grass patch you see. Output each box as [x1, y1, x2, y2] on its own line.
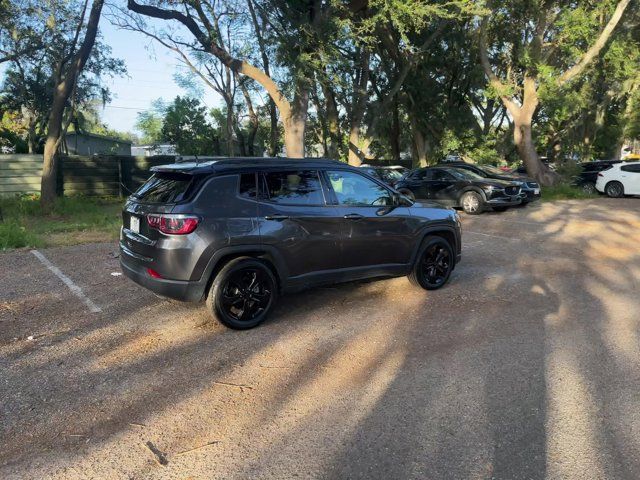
[0, 194, 123, 251]
[540, 184, 596, 202]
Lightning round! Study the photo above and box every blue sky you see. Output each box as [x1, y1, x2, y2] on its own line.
[99, 19, 219, 136]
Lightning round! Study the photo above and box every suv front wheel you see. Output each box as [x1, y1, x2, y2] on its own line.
[408, 236, 454, 290]
[206, 257, 278, 329]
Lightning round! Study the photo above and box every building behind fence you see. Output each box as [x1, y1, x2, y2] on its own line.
[0, 154, 177, 197]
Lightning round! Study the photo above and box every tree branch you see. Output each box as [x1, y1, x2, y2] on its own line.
[558, 0, 631, 86]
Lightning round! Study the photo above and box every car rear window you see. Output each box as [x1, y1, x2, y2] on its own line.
[133, 172, 193, 203]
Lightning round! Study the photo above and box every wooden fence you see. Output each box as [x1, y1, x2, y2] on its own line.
[0, 154, 178, 196]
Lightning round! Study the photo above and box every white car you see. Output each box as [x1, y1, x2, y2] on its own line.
[595, 161, 640, 197]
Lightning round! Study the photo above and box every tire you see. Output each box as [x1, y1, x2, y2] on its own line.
[398, 188, 415, 202]
[605, 181, 624, 198]
[460, 191, 483, 215]
[492, 206, 508, 212]
[206, 257, 278, 330]
[582, 183, 596, 195]
[408, 235, 454, 290]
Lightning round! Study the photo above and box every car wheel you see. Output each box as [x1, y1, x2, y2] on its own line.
[492, 206, 508, 212]
[605, 181, 624, 198]
[398, 188, 415, 202]
[460, 191, 483, 215]
[582, 183, 596, 195]
[408, 236, 454, 290]
[206, 257, 277, 330]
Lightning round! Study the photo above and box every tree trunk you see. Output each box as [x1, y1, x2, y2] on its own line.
[513, 116, 557, 185]
[390, 95, 401, 162]
[410, 116, 429, 168]
[225, 99, 235, 156]
[27, 118, 37, 154]
[268, 101, 278, 156]
[319, 81, 340, 159]
[348, 49, 370, 166]
[283, 90, 308, 158]
[41, 0, 104, 210]
[41, 95, 66, 207]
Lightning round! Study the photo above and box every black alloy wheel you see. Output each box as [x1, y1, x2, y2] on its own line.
[207, 257, 277, 329]
[582, 183, 596, 195]
[408, 236, 454, 290]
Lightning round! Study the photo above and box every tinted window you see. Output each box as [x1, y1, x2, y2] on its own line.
[263, 171, 324, 205]
[377, 169, 403, 182]
[239, 173, 257, 199]
[134, 172, 192, 203]
[448, 168, 483, 180]
[621, 164, 640, 173]
[327, 170, 393, 206]
[431, 169, 454, 181]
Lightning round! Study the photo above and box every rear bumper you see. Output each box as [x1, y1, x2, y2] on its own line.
[120, 241, 206, 302]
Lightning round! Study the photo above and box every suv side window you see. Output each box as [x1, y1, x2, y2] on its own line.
[262, 170, 325, 205]
[327, 170, 393, 206]
[238, 173, 257, 199]
[621, 164, 640, 173]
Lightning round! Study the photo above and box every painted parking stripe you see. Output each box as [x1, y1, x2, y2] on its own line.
[465, 230, 515, 240]
[31, 250, 102, 313]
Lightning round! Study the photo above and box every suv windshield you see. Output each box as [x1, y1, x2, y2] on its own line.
[448, 168, 484, 180]
[133, 172, 193, 203]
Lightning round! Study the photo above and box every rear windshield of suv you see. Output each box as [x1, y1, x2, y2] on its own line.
[133, 172, 193, 203]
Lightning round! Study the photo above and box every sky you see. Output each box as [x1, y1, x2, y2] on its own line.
[98, 19, 220, 137]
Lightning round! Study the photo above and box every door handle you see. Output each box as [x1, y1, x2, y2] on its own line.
[264, 214, 290, 221]
[343, 213, 364, 220]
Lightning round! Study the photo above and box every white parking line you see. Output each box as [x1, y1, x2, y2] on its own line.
[31, 250, 102, 313]
[465, 230, 515, 241]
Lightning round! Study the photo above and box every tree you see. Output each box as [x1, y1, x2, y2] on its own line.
[161, 96, 217, 156]
[40, 0, 112, 209]
[134, 99, 165, 145]
[479, 0, 632, 185]
[127, 0, 329, 158]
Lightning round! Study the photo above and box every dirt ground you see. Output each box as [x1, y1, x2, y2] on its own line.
[1, 198, 640, 479]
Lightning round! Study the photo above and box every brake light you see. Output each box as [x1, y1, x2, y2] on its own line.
[597, 173, 604, 177]
[147, 214, 199, 235]
[147, 268, 163, 278]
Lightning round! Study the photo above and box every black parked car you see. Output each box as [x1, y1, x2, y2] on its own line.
[439, 162, 541, 203]
[572, 160, 621, 194]
[120, 158, 462, 329]
[359, 165, 406, 187]
[395, 166, 524, 214]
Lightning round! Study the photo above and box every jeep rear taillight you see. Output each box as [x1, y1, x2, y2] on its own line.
[147, 214, 199, 235]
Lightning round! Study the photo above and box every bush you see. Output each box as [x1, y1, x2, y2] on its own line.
[541, 184, 596, 201]
[0, 195, 123, 250]
[0, 220, 42, 250]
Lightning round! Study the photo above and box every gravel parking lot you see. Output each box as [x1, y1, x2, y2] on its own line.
[1, 198, 640, 479]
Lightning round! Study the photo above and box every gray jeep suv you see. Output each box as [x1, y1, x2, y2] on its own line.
[120, 158, 462, 329]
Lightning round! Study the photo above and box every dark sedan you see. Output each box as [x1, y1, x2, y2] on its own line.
[395, 167, 524, 214]
[359, 166, 406, 187]
[439, 162, 541, 203]
[572, 160, 621, 194]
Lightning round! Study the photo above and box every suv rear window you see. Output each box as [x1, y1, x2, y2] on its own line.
[134, 172, 193, 203]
